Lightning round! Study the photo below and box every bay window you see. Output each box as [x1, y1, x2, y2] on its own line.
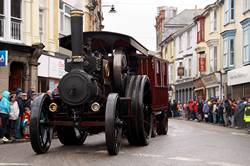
[221, 30, 236, 69]
[241, 18, 250, 64]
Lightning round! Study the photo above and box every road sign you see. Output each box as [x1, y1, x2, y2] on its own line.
[0, 50, 8, 67]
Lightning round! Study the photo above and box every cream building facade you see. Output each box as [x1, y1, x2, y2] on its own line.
[0, 0, 103, 93]
[160, 34, 176, 101]
[221, 0, 250, 99]
[194, 1, 223, 100]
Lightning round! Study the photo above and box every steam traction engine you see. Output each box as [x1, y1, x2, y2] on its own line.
[30, 9, 169, 155]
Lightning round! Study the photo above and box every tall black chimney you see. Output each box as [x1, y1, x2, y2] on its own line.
[70, 9, 84, 57]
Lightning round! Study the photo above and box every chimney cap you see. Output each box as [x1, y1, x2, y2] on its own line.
[70, 9, 84, 17]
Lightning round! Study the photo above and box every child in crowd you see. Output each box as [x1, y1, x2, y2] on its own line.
[22, 107, 31, 139]
[9, 94, 20, 141]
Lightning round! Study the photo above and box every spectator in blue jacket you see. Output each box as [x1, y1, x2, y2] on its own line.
[0, 90, 10, 142]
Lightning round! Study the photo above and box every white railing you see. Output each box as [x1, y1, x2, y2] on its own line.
[0, 16, 3, 37]
[11, 18, 21, 40]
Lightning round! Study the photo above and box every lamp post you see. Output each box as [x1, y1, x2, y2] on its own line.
[102, 4, 117, 13]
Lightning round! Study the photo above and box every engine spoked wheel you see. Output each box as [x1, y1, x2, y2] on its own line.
[113, 49, 127, 95]
[30, 94, 53, 154]
[125, 75, 140, 145]
[136, 75, 152, 145]
[105, 93, 123, 155]
[56, 127, 88, 145]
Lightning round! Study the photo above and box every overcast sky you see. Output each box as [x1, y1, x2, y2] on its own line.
[102, 0, 215, 51]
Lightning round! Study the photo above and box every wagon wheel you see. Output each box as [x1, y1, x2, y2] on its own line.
[113, 49, 127, 95]
[105, 93, 123, 155]
[56, 127, 87, 145]
[136, 75, 152, 145]
[157, 111, 168, 135]
[30, 94, 53, 154]
[125, 75, 140, 145]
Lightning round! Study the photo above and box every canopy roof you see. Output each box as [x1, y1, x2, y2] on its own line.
[59, 31, 148, 55]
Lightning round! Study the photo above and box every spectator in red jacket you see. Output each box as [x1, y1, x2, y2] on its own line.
[189, 100, 194, 120]
[194, 100, 199, 120]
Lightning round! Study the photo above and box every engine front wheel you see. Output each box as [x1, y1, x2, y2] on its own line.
[30, 94, 53, 154]
[105, 93, 123, 155]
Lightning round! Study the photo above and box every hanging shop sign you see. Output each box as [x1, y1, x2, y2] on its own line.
[177, 66, 184, 76]
[0, 50, 8, 67]
[199, 57, 206, 72]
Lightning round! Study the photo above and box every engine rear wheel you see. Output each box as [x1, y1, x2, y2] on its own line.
[30, 94, 53, 154]
[125, 76, 140, 145]
[157, 111, 168, 135]
[136, 75, 152, 145]
[105, 93, 123, 155]
[56, 127, 87, 145]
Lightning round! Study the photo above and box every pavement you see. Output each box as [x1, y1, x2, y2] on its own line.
[0, 138, 29, 144]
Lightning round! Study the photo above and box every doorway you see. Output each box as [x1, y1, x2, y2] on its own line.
[9, 62, 24, 93]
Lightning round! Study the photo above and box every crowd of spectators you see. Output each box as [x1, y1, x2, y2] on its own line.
[169, 97, 250, 133]
[0, 88, 37, 143]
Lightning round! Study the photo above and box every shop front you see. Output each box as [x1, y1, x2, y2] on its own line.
[201, 72, 222, 100]
[175, 79, 194, 104]
[228, 65, 250, 99]
[194, 78, 205, 100]
[0, 41, 43, 93]
[38, 54, 67, 92]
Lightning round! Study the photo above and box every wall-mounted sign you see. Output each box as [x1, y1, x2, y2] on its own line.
[228, 65, 250, 86]
[0, 50, 8, 67]
[177, 66, 184, 76]
[199, 57, 206, 72]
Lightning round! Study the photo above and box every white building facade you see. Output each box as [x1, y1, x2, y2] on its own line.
[174, 23, 199, 103]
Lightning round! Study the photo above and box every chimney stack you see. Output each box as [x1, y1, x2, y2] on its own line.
[70, 9, 84, 57]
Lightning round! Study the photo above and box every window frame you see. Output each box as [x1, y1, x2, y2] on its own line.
[224, 0, 235, 24]
[0, 0, 4, 38]
[187, 30, 191, 49]
[59, 1, 73, 36]
[223, 37, 235, 68]
[243, 25, 250, 64]
[244, 0, 250, 12]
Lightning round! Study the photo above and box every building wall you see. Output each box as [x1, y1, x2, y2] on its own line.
[175, 24, 198, 80]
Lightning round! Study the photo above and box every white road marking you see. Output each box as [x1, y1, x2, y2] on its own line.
[168, 157, 202, 162]
[131, 153, 164, 158]
[208, 161, 245, 166]
[231, 132, 248, 136]
[0, 163, 32, 166]
[95, 150, 125, 154]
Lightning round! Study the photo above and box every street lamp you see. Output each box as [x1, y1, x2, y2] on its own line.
[102, 4, 117, 13]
